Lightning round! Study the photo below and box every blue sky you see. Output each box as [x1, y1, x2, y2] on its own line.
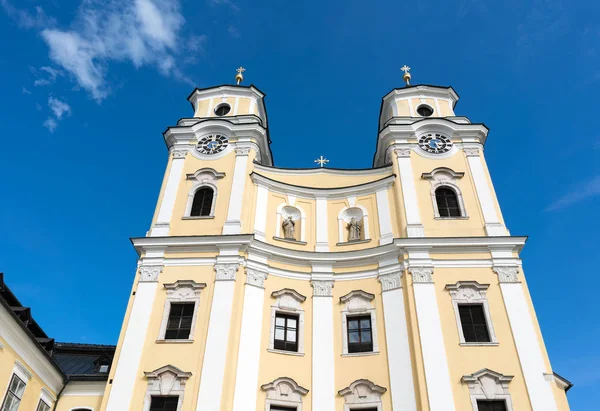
[0, 0, 598, 408]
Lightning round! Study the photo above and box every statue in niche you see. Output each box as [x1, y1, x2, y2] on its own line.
[282, 216, 296, 240]
[347, 217, 362, 241]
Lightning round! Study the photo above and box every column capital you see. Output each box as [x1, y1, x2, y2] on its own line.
[394, 148, 412, 158]
[493, 266, 520, 283]
[235, 147, 252, 156]
[138, 265, 163, 282]
[214, 263, 239, 281]
[464, 147, 481, 157]
[409, 267, 434, 284]
[171, 148, 189, 159]
[245, 268, 268, 288]
[311, 280, 334, 297]
[378, 272, 402, 291]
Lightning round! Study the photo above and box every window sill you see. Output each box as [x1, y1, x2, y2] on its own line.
[342, 351, 380, 357]
[267, 348, 305, 357]
[182, 216, 215, 220]
[459, 342, 499, 347]
[434, 216, 469, 220]
[273, 236, 307, 245]
[336, 239, 372, 246]
[155, 339, 195, 344]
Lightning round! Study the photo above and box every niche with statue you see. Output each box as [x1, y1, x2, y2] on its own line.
[277, 205, 304, 243]
[338, 207, 368, 244]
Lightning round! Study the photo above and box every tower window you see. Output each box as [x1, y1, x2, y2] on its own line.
[36, 400, 51, 411]
[149, 396, 179, 411]
[165, 303, 195, 340]
[214, 103, 231, 116]
[416, 104, 434, 117]
[347, 315, 373, 353]
[476, 400, 507, 411]
[190, 187, 214, 217]
[1, 374, 26, 411]
[274, 313, 299, 352]
[435, 187, 461, 217]
[270, 407, 297, 411]
[458, 304, 491, 343]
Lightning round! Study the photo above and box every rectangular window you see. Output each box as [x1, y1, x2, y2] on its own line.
[477, 399, 507, 411]
[274, 313, 298, 352]
[165, 303, 195, 340]
[347, 315, 373, 353]
[149, 396, 179, 411]
[1, 374, 26, 411]
[270, 406, 297, 411]
[36, 400, 50, 411]
[458, 304, 491, 343]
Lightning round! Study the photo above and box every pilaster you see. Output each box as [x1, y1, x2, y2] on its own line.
[223, 147, 252, 234]
[150, 149, 188, 236]
[315, 196, 329, 252]
[394, 148, 425, 237]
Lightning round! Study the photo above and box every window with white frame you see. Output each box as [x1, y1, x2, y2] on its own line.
[445, 281, 497, 345]
[143, 365, 191, 411]
[1, 362, 31, 411]
[338, 379, 386, 411]
[269, 289, 306, 355]
[183, 168, 225, 218]
[462, 369, 514, 411]
[340, 290, 379, 356]
[36, 399, 50, 411]
[421, 167, 467, 218]
[261, 377, 308, 411]
[158, 280, 206, 341]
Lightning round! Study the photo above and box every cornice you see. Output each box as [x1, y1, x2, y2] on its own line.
[381, 85, 459, 106]
[250, 172, 396, 199]
[253, 163, 393, 177]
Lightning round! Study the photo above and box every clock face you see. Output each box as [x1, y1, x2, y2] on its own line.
[418, 133, 453, 154]
[196, 134, 229, 155]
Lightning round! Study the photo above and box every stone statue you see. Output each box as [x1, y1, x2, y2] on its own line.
[282, 216, 296, 240]
[347, 217, 361, 241]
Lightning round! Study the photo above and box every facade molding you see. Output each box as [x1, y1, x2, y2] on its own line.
[143, 365, 191, 411]
[338, 379, 387, 411]
[493, 266, 520, 283]
[378, 272, 402, 291]
[409, 267, 434, 283]
[261, 377, 308, 411]
[311, 280, 334, 297]
[462, 368, 514, 411]
[138, 265, 163, 282]
[214, 263, 239, 281]
[246, 267, 268, 288]
[157, 280, 206, 341]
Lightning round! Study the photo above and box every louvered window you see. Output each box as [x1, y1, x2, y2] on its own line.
[190, 187, 214, 217]
[149, 396, 179, 411]
[477, 399, 507, 411]
[436, 187, 461, 217]
[347, 315, 373, 353]
[165, 303, 194, 340]
[1, 374, 26, 411]
[274, 313, 299, 352]
[459, 304, 491, 343]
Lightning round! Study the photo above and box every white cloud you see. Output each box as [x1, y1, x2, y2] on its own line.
[48, 97, 71, 119]
[22, 87, 31, 94]
[40, 66, 63, 80]
[546, 176, 600, 211]
[38, 0, 196, 101]
[43, 117, 58, 133]
[34, 78, 52, 86]
[0, 0, 55, 29]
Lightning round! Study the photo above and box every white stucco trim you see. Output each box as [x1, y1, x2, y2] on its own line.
[338, 379, 386, 411]
[268, 289, 306, 355]
[157, 280, 206, 341]
[253, 183, 269, 241]
[151, 150, 187, 236]
[496, 267, 559, 411]
[339, 290, 379, 355]
[39, 387, 55, 408]
[378, 271, 417, 411]
[464, 148, 507, 236]
[394, 149, 424, 237]
[195, 263, 239, 411]
[232, 268, 269, 411]
[375, 188, 393, 245]
[142, 365, 191, 411]
[183, 168, 225, 217]
[62, 381, 106, 397]
[422, 167, 468, 218]
[315, 197, 329, 252]
[337, 205, 370, 243]
[223, 148, 251, 234]
[262, 377, 308, 411]
[462, 368, 514, 411]
[409, 267, 455, 411]
[105, 265, 161, 411]
[445, 281, 497, 345]
[311, 279, 335, 410]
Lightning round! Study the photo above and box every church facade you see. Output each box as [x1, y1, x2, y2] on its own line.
[0, 72, 572, 411]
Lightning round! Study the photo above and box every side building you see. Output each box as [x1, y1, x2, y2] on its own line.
[0, 273, 115, 411]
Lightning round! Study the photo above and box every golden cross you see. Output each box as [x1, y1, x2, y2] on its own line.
[235, 67, 246, 85]
[401, 65, 411, 74]
[236, 67, 246, 75]
[314, 155, 329, 168]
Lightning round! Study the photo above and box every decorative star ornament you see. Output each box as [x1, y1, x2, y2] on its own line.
[314, 155, 329, 168]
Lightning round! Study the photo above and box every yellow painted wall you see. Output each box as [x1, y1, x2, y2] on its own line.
[56, 394, 103, 411]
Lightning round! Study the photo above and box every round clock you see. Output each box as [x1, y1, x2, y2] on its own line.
[418, 133, 453, 154]
[196, 134, 229, 155]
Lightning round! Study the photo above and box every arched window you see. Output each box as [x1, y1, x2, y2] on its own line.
[190, 187, 214, 217]
[436, 187, 461, 217]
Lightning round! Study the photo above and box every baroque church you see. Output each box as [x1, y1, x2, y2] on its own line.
[0, 67, 572, 411]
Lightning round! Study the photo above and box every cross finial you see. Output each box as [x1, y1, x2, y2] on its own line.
[401, 65, 411, 86]
[314, 155, 329, 168]
[235, 66, 246, 85]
